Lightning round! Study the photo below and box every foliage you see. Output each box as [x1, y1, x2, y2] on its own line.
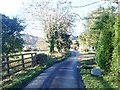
[79, 7, 115, 72]
[77, 7, 103, 47]
[81, 74, 118, 89]
[2, 51, 71, 89]
[55, 31, 72, 52]
[111, 15, 120, 77]
[96, 30, 113, 72]
[71, 40, 79, 50]
[95, 9, 115, 72]
[1, 14, 25, 55]
[78, 6, 116, 48]
[78, 6, 119, 74]
[80, 57, 118, 89]
[78, 31, 96, 47]
[79, 5, 120, 79]
[45, 14, 74, 53]
[23, 0, 75, 53]
[36, 53, 47, 64]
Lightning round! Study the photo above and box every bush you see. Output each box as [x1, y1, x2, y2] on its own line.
[36, 53, 47, 64]
[95, 12, 114, 72]
[111, 15, 120, 77]
[96, 30, 113, 72]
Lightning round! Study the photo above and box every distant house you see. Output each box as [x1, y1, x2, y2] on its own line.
[78, 45, 95, 52]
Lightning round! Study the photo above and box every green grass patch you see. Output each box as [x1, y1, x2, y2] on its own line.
[80, 58, 96, 66]
[2, 65, 47, 89]
[79, 57, 119, 89]
[2, 51, 71, 90]
[81, 72, 118, 89]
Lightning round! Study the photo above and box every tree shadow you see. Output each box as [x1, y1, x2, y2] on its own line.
[91, 75, 114, 89]
[78, 55, 118, 89]
[81, 70, 117, 89]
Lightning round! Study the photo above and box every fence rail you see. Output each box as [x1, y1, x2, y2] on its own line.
[2, 52, 37, 80]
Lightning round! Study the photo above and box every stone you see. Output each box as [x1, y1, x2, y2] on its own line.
[91, 67, 102, 75]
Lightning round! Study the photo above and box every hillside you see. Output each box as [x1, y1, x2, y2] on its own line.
[21, 34, 48, 51]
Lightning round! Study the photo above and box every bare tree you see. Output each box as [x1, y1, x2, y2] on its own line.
[22, 0, 76, 53]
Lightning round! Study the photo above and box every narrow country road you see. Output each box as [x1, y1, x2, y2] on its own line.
[23, 51, 90, 90]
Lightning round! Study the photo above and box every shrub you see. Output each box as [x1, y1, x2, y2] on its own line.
[111, 15, 120, 77]
[96, 30, 113, 72]
[36, 53, 47, 64]
[95, 12, 114, 72]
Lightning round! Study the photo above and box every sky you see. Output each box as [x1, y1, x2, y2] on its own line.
[0, 0, 117, 38]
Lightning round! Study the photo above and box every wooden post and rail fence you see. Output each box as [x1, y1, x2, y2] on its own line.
[2, 52, 37, 80]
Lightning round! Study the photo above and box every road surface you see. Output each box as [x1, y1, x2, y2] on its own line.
[23, 51, 94, 90]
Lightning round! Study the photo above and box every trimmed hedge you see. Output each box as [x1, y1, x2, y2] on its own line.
[111, 15, 120, 78]
[96, 12, 114, 72]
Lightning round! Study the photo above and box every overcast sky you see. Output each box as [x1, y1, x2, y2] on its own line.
[0, 0, 116, 38]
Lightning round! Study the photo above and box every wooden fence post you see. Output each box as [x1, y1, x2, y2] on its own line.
[21, 54, 25, 70]
[5, 57, 10, 78]
[34, 53, 37, 65]
[31, 53, 34, 66]
[31, 53, 37, 66]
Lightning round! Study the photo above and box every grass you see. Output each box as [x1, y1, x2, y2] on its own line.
[81, 73, 118, 89]
[79, 57, 119, 89]
[81, 69, 118, 89]
[2, 65, 46, 89]
[2, 52, 36, 77]
[2, 51, 48, 77]
[2, 51, 71, 90]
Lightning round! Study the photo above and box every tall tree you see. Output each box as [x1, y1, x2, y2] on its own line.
[78, 6, 116, 72]
[1, 14, 25, 56]
[23, 0, 75, 53]
[95, 8, 115, 72]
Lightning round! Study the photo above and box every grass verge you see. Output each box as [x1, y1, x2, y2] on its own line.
[80, 58, 119, 89]
[2, 51, 71, 90]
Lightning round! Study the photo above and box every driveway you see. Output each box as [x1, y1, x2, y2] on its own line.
[23, 51, 86, 90]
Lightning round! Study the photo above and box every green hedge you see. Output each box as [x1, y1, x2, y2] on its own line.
[96, 30, 113, 72]
[111, 15, 120, 78]
[96, 12, 114, 72]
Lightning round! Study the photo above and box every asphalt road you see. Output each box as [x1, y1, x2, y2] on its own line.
[24, 51, 94, 90]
